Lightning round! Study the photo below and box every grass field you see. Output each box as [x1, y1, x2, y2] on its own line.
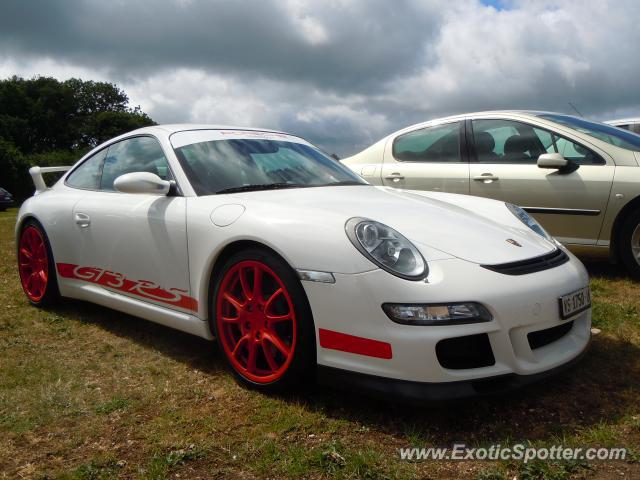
[1, 207, 639, 479]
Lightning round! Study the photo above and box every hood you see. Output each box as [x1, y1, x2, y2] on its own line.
[220, 185, 555, 265]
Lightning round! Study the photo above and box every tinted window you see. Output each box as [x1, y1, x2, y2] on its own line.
[100, 137, 173, 191]
[174, 139, 365, 195]
[472, 119, 545, 164]
[66, 148, 107, 189]
[472, 119, 604, 165]
[632, 124, 640, 135]
[539, 114, 640, 152]
[392, 122, 460, 162]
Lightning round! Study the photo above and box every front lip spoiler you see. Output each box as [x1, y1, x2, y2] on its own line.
[317, 337, 590, 405]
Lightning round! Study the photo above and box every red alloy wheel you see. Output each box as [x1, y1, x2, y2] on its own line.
[216, 260, 298, 384]
[18, 226, 49, 302]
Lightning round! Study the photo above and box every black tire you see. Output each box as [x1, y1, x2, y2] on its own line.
[210, 248, 316, 392]
[17, 219, 60, 306]
[619, 208, 640, 279]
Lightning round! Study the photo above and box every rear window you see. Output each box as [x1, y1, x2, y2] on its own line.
[392, 122, 461, 162]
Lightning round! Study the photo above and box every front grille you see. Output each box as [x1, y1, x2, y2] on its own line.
[481, 248, 569, 275]
[436, 334, 495, 370]
[527, 321, 574, 350]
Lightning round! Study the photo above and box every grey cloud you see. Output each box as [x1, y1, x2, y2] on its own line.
[0, 0, 443, 93]
[1, 0, 639, 156]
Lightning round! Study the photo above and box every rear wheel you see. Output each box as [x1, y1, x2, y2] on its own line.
[619, 208, 640, 278]
[211, 248, 315, 391]
[17, 220, 59, 306]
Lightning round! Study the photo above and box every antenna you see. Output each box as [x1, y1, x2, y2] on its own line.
[568, 102, 583, 117]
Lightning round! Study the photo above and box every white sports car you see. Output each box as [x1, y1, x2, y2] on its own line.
[16, 125, 591, 401]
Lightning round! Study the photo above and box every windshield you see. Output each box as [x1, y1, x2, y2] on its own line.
[173, 137, 366, 195]
[539, 114, 640, 152]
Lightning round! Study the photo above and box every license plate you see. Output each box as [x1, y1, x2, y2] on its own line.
[559, 286, 591, 319]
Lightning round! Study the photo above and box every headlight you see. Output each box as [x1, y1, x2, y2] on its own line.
[505, 203, 551, 240]
[382, 302, 492, 326]
[345, 218, 428, 280]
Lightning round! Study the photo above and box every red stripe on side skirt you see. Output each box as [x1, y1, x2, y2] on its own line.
[318, 328, 392, 359]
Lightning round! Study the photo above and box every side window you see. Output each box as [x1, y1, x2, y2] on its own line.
[472, 119, 545, 164]
[392, 122, 460, 162]
[100, 137, 173, 191]
[66, 148, 108, 189]
[632, 124, 640, 135]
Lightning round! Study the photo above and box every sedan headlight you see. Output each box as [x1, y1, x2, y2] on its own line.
[505, 203, 551, 240]
[345, 218, 428, 280]
[383, 302, 492, 326]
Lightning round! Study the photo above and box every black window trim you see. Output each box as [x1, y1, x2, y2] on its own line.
[467, 118, 606, 166]
[64, 134, 183, 195]
[391, 120, 465, 163]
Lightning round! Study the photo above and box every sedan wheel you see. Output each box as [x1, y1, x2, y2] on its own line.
[632, 224, 640, 262]
[213, 249, 315, 390]
[619, 209, 640, 279]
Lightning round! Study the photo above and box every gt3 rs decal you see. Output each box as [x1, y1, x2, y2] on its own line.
[56, 263, 198, 312]
[318, 328, 392, 359]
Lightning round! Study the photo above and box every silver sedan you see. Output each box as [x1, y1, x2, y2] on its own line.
[343, 111, 640, 277]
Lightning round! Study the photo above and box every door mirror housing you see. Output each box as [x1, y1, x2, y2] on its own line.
[537, 153, 578, 174]
[537, 153, 568, 169]
[113, 172, 170, 195]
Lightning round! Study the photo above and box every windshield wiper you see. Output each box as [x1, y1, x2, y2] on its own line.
[319, 180, 368, 187]
[215, 183, 306, 194]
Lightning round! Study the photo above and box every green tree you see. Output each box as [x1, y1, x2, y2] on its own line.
[0, 76, 156, 201]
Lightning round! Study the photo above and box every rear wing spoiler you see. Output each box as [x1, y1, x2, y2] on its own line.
[29, 166, 72, 194]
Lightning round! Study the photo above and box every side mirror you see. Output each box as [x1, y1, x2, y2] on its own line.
[113, 172, 170, 195]
[537, 153, 568, 169]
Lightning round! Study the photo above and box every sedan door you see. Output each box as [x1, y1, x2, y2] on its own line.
[68, 136, 196, 313]
[468, 118, 615, 245]
[380, 121, 470, 194]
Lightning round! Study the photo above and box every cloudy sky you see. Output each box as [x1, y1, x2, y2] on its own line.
[1, 0, 639, 156]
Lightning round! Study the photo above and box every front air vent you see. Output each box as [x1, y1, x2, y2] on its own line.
[527, 321, 574, 350]
[480, 248, 569, 275]
[436, 334, 495, 370]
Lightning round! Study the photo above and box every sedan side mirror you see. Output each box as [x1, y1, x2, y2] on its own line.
[537, 153, 567, 169]
[537, 153, 579, 174]
[114, 172, 170, 195]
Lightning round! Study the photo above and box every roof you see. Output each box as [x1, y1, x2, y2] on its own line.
[129, 124, 287, 135]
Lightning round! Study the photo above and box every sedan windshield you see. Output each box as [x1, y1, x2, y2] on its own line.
[539, 113, 640, 152]
[173, 138, 367, 195]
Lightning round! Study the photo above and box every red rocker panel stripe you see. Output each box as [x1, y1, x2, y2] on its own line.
[56, 263, 199, 312]
[318, 328, 392, 359]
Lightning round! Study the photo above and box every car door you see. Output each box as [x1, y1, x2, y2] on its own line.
[468, 118, 615, 245]
[380, 121, 470, 194]
[69, 135, 195, 313]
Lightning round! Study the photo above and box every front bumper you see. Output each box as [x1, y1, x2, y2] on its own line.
[302, 249, 591, 396]
[318, 340, 589, 403]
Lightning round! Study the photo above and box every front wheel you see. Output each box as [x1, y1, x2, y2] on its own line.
[17, 220, 60, 306]
[211, 248, 316, 391]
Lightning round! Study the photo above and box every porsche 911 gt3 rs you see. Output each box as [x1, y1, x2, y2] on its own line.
[16, 125, 591, 401]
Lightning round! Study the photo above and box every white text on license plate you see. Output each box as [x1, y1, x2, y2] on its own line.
[559, 286, 591, 319]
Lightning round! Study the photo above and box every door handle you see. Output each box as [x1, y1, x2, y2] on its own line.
[384, 173, 405, 182]
[473, 173, 499, 183]
[74, 212, 91, 228]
